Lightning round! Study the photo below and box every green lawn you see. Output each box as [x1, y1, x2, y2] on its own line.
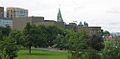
[16, 49, 68, 59]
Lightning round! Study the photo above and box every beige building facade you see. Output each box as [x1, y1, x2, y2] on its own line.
[7, 7, 28, 19]
[12, 17, 57, 29]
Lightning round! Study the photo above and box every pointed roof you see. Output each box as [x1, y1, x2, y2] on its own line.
[57, 8, 63, 22]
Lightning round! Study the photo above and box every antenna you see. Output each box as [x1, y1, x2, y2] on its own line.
[58, 4, 61, 8]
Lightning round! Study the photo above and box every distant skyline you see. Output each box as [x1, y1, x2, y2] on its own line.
[0, 0, 120, 32]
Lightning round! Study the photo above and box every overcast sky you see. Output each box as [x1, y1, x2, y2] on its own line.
[0, 0, 120, 32]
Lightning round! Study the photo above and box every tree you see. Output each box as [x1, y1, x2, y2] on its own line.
[53, 33, 68, 50]
[0, 26, 17, 59]
[0, 36, 18, 59]
[35, 25, 48, 48]
[2, 26, 11, 36]
[67, 30, 88, 59]
[0, 48, 9, 59]
[103, 30, 110, 36]
[9, 30, 24, 46]
[102, 38, 120, 59]
[23, 22, 35, 54]
[45, 26, 64, 47]
[88, 35, 104, 51]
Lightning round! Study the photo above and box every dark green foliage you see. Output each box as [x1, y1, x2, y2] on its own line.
[45, 26, 64, 47]
[0, 37, 18, 59]
[85, 48, 101, 59]
[103, 30, 110, 36]
[88, 35, 104, 51]
[0, 27, 18, 59]
[53, 33, 69, 50]
[1, 26, 11, 36]
[67, 30, 89, 59]
[23, 22, 35, 54]
[102, 39, 120, 59]
[23, 22, 64, 54]
[9, 30, 24, 46]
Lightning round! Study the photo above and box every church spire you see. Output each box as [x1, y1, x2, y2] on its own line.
[57, 8, 63, 22]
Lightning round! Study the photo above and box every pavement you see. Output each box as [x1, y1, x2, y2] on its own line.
[32, 48, 68, 52]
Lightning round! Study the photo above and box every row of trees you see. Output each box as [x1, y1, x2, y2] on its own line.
[67, 30, 120, 59]
[0, 22, 120, 59]
[23, 23, 105, 59]
[16, 23, 65, 54]
[66, 30, 104, 59]
[0, 23, 66, 59]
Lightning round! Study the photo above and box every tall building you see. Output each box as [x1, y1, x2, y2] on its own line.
[57, 8, 63, 22]
[0, 7, 4, 17]
[7, 7, 28, 19]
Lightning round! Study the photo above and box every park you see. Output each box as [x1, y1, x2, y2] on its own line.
[0, 23, 120, 59]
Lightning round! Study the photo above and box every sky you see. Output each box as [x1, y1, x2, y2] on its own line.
[0, 0, 120, 32]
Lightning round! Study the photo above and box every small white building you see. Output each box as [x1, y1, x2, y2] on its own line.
[0, 17, 13, 27]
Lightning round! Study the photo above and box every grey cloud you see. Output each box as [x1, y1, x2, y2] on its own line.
[107, 8, 120, 14]
[107, 10, 120, 14]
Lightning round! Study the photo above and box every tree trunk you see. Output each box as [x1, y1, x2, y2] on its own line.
[29, 46, 31, 54]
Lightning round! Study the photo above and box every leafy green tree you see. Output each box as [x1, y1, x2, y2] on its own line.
[103, 30, 110, 36]
[85, 48, 101, 59]
[67, 30, 88, 59]
[102, 38, 120, 59]
[53, 34, 68, 50]
[9, 30, 24, 46]
[0, 26, 17, 59]
[23, 22, 35, 54]
[35, 25, 48, 48]
[0, 36, 18, 59]
[88, 35, 104, 51]
[0, 48, 9, 59]
[2, 26, 11, 36]
[45, 26, 64, 47]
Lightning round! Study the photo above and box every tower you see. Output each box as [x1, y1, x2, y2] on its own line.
[57, 8, 63, 22]
[83, 21, 88, 27]
[0, 7, 4, 17]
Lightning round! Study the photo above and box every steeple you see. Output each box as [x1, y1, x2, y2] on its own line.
[57, 8, 63, 22]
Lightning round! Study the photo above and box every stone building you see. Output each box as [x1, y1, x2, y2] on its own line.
[7, 7, 28, 19]
[12, 8, 102, 36]
[13, 16, 44, 30]
[12, 16, 64, 30]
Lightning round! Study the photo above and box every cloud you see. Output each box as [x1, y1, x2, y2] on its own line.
[107, 9, 120, 14]
[107, 10, 120, 14]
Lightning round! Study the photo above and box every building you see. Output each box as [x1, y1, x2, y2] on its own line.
[0, 17, 13, 27]
[0, 7, 4, 17]
[57, 8, 63, 22]
[13, 16, 44, 30]
[7, 7, 28, 19]
[12, 7, 102, 36]
[65, 23, 77, 30]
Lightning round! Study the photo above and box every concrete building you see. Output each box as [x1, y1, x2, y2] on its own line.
[12, 8, 102, 36]
[13, 16, 66, 30]
[7, 7, 28, 19]
[35, 20, 57, 26]
[0, 7, 4, 17]
[0, 17, 13, 27]
[13, 16, 44, 30]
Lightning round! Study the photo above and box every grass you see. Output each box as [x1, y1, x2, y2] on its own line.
[16, 49, 68, 59]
